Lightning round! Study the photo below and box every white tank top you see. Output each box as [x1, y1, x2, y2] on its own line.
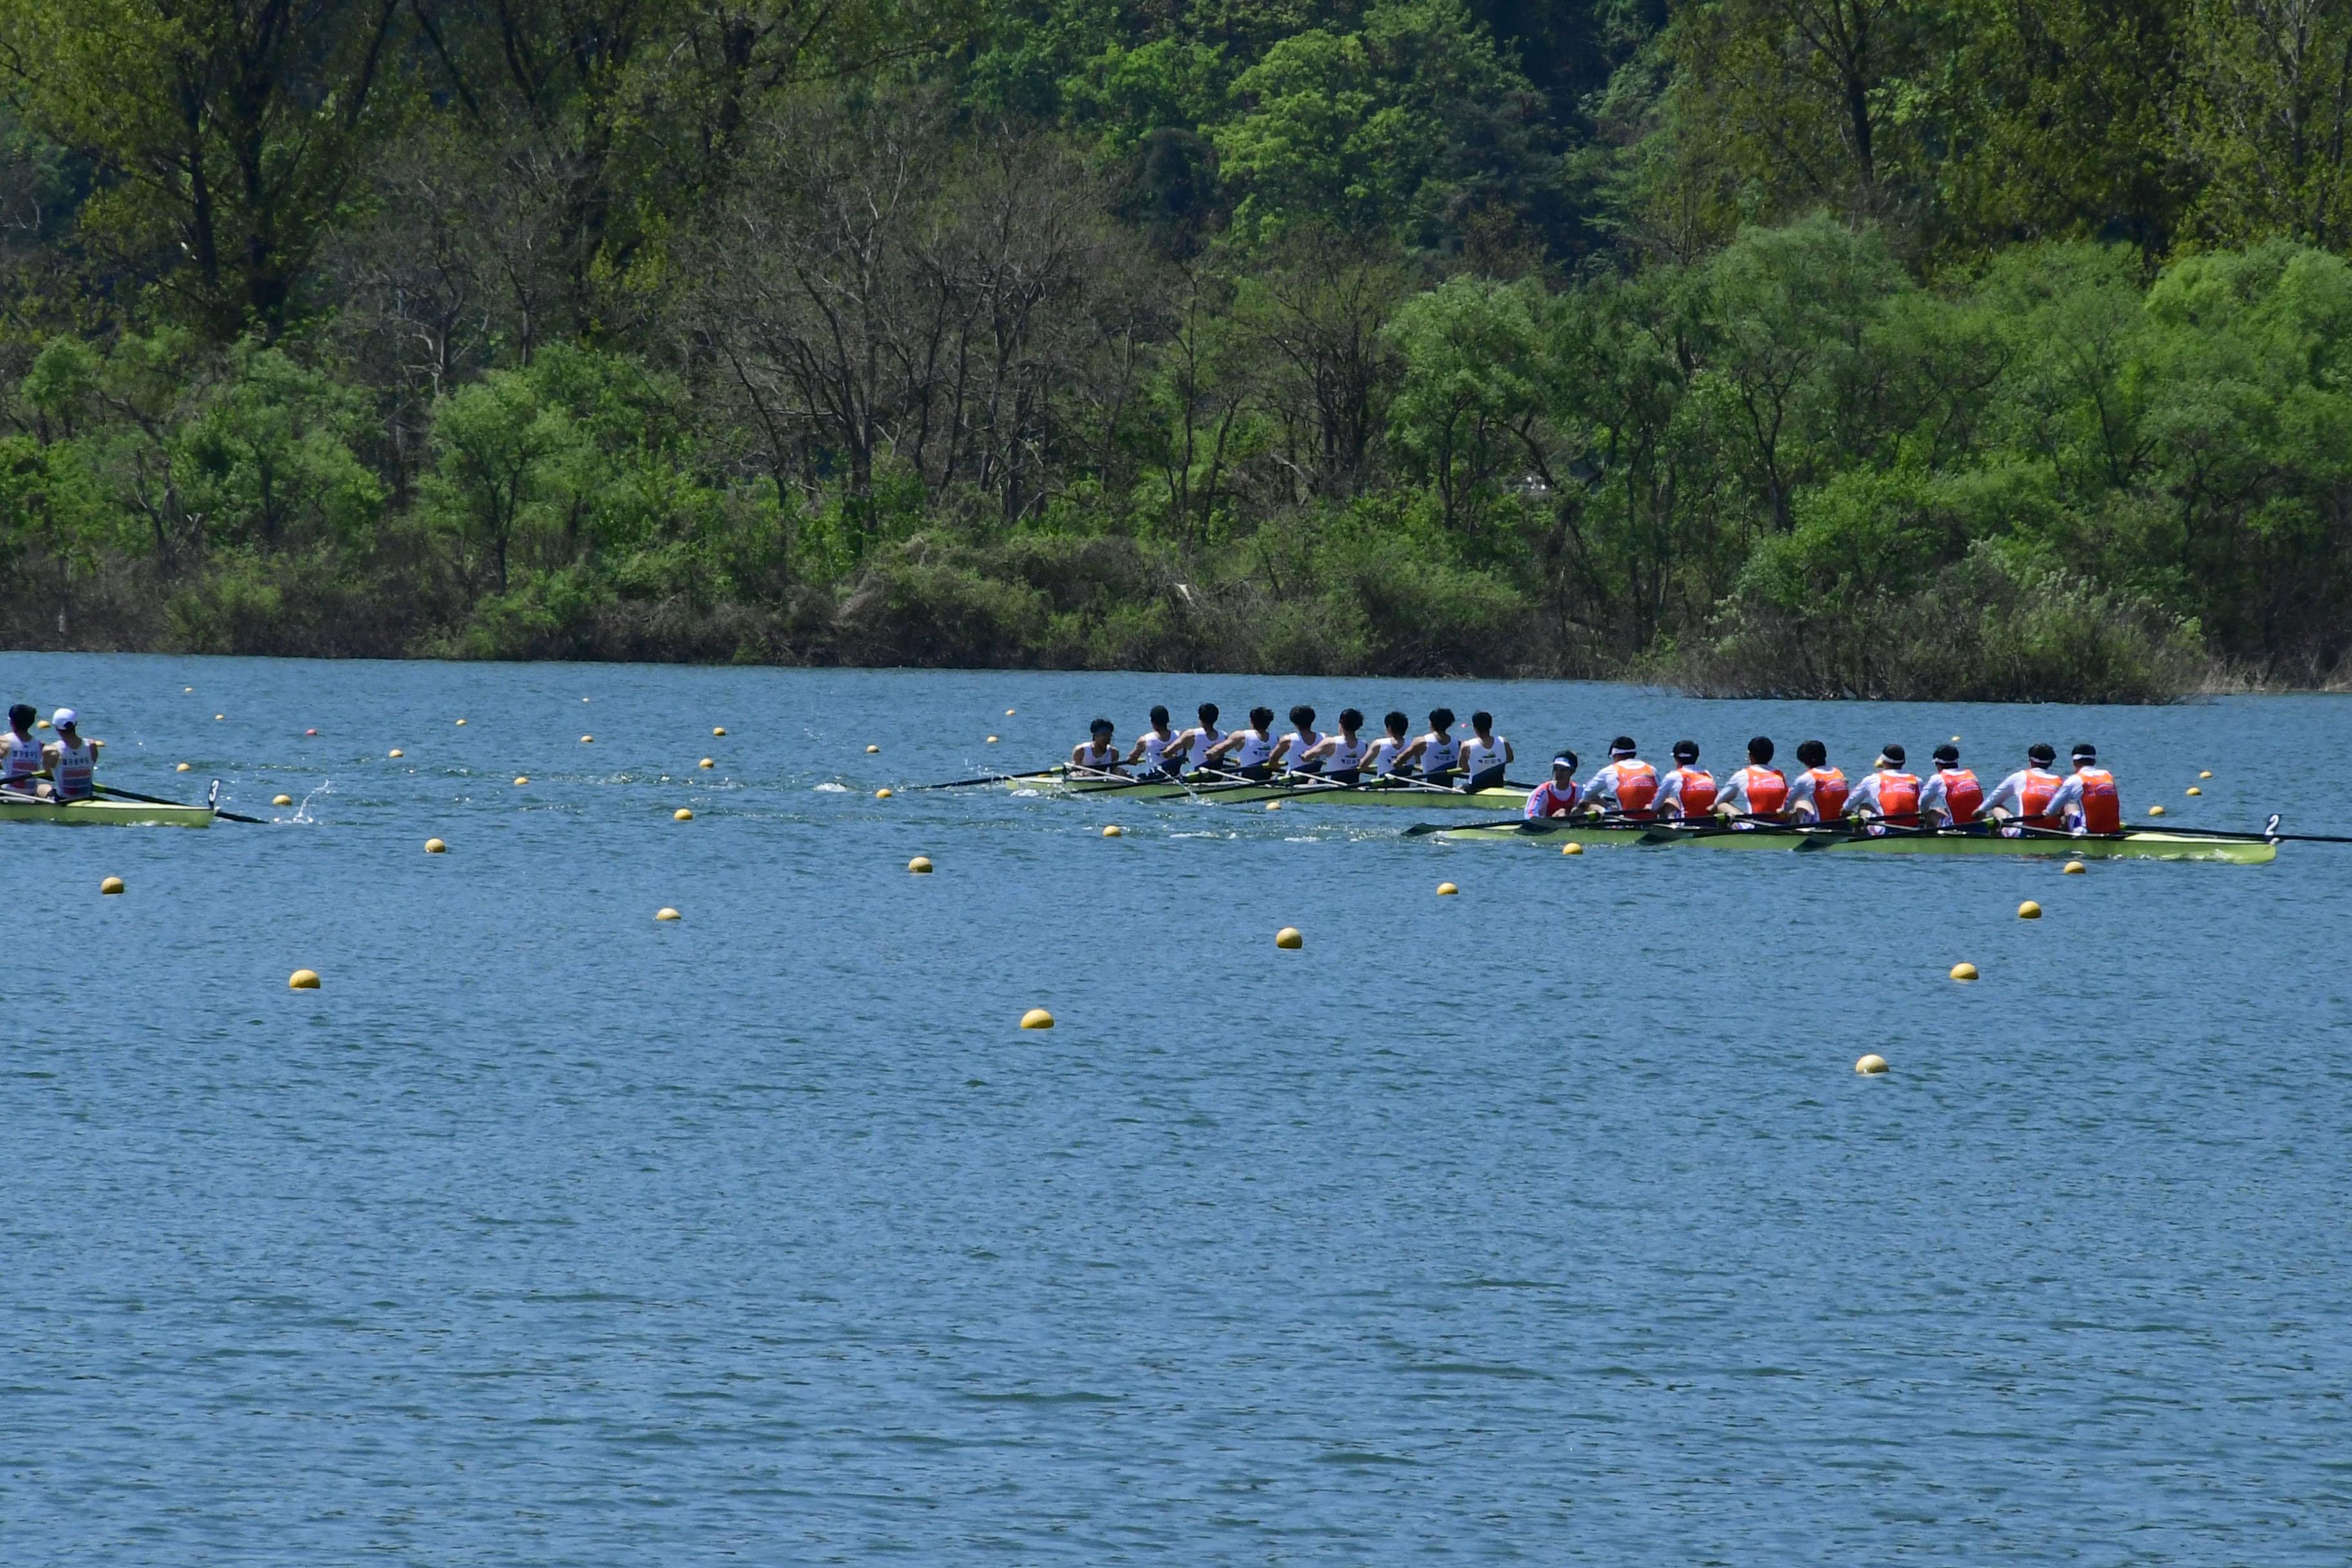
[1419, 735, 1460, 775]
[1229, 731, 1275, 768]
[1461, 736, 1504, 778]
[1322, 734, 1364, 772]
[1363, 737, 1404, 776]
[1184, 725, 1222, 770]
[1281, 730, 1320, 770]
[1137, 732, 1170, 769]
[2, 731, 43, 781]
[1075, 742, 1118, 769]
[52, 738, 94, 800]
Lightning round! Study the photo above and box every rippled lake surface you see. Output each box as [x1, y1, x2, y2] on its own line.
[6, 652, 2352, 1563]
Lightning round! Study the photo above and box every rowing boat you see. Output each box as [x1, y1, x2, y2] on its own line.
[1424, 818, 2277, 862]
[0, 792, 215, 828]
[1001, 769, 1528, 810]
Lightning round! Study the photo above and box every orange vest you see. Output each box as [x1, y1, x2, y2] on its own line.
[1807, 766, 1848, 820]
[2075, 767, 2121, 834]
[1736, 765, 1788, 818]
[1936, 767, 1981, 825]
[1611, 760, 1658, 818]
[1666, 766, 1716, 819]
[2017, 768, 2061, 826]
[1875, 770, 1921, 827]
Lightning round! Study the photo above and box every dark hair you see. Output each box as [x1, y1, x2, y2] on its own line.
[1384, 710, 1409, 736]
[1881, 743, 1906, 765]
[1611, 736, 1637, 754]
[1198, 702, 1219, 723]
[1150, 705, 1170, 725]
[1796, 739, 1827, 767]
[1932, 743, 1959, 764]
[1289, 705, 1315, 729]
[1250, 706, 1275, 729]
[1338, 707, 1364, 729]
[6, 703, 32, 729]
[2072, 743, 2097, 760]
[2028, 742, 2056, 763]
[1672, 739, 1698, 762]
[1429, 707, 1455, 731]
[1090, 717, 1114, 733]
[1747, 735, 1774, 763]
[1471, 710, 1493, 730]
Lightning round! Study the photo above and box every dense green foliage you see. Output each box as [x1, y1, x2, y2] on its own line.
[2, 0, 2350, 693]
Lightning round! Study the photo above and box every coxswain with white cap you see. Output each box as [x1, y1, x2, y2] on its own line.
[3, 703, 46, 796]
[2044, 744, 2122, 834]
[1714, 736, 1789, 825]
[1270, 705, 1324, 776]
[1578, 737, 1660, 819]
[43, 709, 101, 802]
[1523, 751, 1582, 818]
[1205, 706, 1280, 778]
[1300, 708, 1367, 781]
[1783, 740, 1848, 823]
[1126, 705, 1179, 778]
[1069, 718, 1125, 776]
[1918, 743, 1983, 827]
[1981, 743, 2063, 831]
[1845, 744, 1921, 829]
[1458, 711, 1513, 790]
[1651, 740, 1718, 821]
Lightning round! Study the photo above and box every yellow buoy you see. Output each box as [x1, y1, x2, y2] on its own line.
[272, 794, 292, 807]
[580, 734, 593, 743]
[1436, 881, 1459, 896]
[289, 969, 321, 990]
[674, 808, 694, 821]
[1856, 1053, 1888, 1075]
[2017, 899, 2041, 919]
[34, 718, 48, 729]
[2148, 804, 2166, 816]
[876, 787, 894, 799]
[1006, 709, 1017, 716]
[2186, 786, 2201, 796]
[2063, 859, 2086, 874]
[1020, 1007, 1054, 1030]
[1950, 962, 1979, 981]
[866, 745, 880, 754]
[1102, 825, 1124, 838]
[424, 838, 447, 854]
[100, 876, 124, 896]
[1275, 926, 1304, 949]
[908, 856, 933, 874]
[2199, 770, 2213, 779]
[388, 749, 404, 758]
[183, 687, 192, 693]
[712, 726, 727, 737]
[700, 758, 715, 769]
[514, 775, 529, 786]
[214, 714, 225, 721]
[176, 762, 191, 772]
[1562, 842, 1583, 856]
[455, 718, 467, 725]
[1266, 800, 1282, 811]
[986, 735, 999, 744]
[655, 907, 681, 921]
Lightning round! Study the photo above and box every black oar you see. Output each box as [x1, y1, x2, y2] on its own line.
[97, 781, 268, 825]
[2123, 814, 2352, 844]
[908, 770, 1034, 790]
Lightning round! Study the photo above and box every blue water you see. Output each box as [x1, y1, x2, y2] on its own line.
[6, 652, 2351, 1563]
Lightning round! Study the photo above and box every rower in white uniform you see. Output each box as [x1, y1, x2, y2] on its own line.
[1164, 703, 1223, 777]
[1269, 705, 1324, 776]
[43, 709, 101, 801]
[1205, 706, 1280, 778]
[1393, 708, 1461, 784]
[1458, 711, 1513, 790]
[1068, 718, 1126, 776]
[3, 704, 46, 796]
[1300, 708, 1367, 781]
[1358, 711, 1411, 778]
[1126, 705, 1179, 778]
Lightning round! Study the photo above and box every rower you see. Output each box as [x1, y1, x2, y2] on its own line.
[1126, 705, 1179, 778]
[1919, 744, 1983, 827]
[1784, 740, 1848, 823]
[1523, 751, 1582, 818]
[1270, 705, 1324, 776]
[1846, 745, 1921, 829]
[1069, 718, 1125, 777]
[1205, 706, 1280, 778]
[2046, 744, 2122, 835]
[1301, 708, 1367, 782]
[1394, 708, 1461, 785]
[1714, 736, 1788, 825]
[1459, 712, 1513, 790]
[1360, 711, 1411, 778]
[43, 709, 101, 802]
[1652, 740, 1716, 822]
[1166, 703, 1223, 777]
[1982, 743, 2063, 831]
[3, 704, 46, 796]
[1579, 738, 1659, 819]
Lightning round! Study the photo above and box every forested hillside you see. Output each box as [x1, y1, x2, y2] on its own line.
[3, 0, 2351, 696]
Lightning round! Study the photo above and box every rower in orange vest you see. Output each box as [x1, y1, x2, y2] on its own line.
[1847, 744, 1922, 830]
[1919, 743, 1983, 827]
[2046, 744, 2123, 834]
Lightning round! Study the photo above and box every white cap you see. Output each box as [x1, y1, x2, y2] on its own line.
[51, 707, 76, 729]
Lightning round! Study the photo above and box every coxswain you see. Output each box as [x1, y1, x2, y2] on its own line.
[1783, 740, 1848, 823]
[1981, 743, 2063, 831]
[1459, 712, 1514, 790]
[1206, 706, 1280, 778]
[1579, 738, 1660, 819]
[1301, 708, 1367, 782]
[3, 703, 46, 796]
[1270, 705, 1324, 776]
[1069, 718, 1125, 776]
[1126, 705, 1179, 778]
[1651, 740, 1717, 821]
[1714, 736, 1788, 825]
[1165, 702, 1223, 777]
[1394, 708, 1462, 784]
[43, 709, 101, 802]
[1918, 743, 1983, 827]
[1523, 752, 1582, 818]
[1845, 745, 1921, 829]
[2045, 744, 2122, 834]
[1360, 711, 1412, 778]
